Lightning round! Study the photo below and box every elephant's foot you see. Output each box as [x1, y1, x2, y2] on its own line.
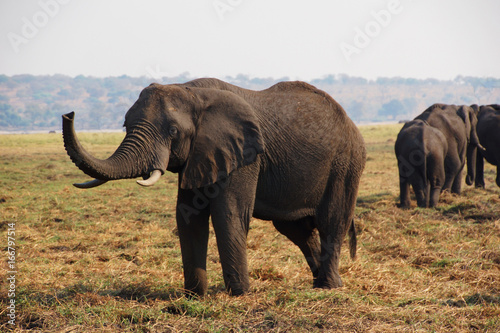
[226, 281, 249, 296]
[416, 200, 428, 208]
[184, 284, 208, 297]
[184, 268, 208, 297]
[227, 286, 248, 296]
[313, 274, 343, 289]
[224, 272, 250, 296]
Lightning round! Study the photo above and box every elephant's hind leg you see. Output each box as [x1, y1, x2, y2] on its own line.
[313, 178, 358, 289]
[444, 152, 464, 194]
[451, 168, 464, 194]
[412, 176, 428, 208]
[428, 153, 445, 207]
[399, 178, 411, 208]
[273, 217, 321, 278]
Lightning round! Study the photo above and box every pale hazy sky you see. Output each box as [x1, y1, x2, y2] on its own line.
[1, 0, 499, 81]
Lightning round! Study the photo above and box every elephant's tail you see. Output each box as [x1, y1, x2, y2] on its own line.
[348, 219, 357, 260]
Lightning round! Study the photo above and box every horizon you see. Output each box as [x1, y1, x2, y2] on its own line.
[2, 73, 498, 133]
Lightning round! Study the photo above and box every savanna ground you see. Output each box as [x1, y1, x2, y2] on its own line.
[1, 124, 499, 332]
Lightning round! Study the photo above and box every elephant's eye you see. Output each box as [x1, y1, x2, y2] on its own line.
[169, 127, 178, 137]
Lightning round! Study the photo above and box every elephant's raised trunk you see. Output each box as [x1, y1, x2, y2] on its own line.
[62, 112, 168, 187]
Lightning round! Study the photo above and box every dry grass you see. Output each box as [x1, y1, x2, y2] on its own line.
[1, 126, 499, 332]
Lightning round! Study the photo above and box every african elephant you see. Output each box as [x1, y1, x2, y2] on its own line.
[62, 78, 366, 296]
[395, 119, 448, 208]
[475, 104, 500, 188]
[413, 104, 481, 195]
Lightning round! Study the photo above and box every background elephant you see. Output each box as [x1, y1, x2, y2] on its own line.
[62, 78, 366, 296]
[413, 103, 480, 195]
[475, 104, 500, 188]
[395, 119, 448, 208]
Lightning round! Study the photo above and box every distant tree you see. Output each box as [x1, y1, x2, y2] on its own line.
[52, 103, 69, 116]
[443, 93, 455, 103]
[85, 83, 105, 98]
[462, 76, 500, 103]
[346, 100, 365, 123]
[86, 97, 107, 129]
[249, 76, 278, 88]
[404, 78, 420, 85]
[377, 99, 406, 118]
[16, 88, 31, 99]
[311, 75, 337, 86]
[376, 77, 400, 85]
[401, 98, 417, 116]
[24, 103, 47, 128]
[57, 89, 74, 99]
[33, 92, 54, 103]
[339, 75, 367, 85]
[12, 74, 36, 84]
[172, 72, 192, 83]
[424, 78, 440, 85]
[0, 103, 26, 127]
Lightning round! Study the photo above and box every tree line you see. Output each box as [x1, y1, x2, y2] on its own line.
[0, 73, 499, 132]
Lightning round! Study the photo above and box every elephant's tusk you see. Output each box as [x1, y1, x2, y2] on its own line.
[136, 170, 162, 187]
[73, 179, 108, 189]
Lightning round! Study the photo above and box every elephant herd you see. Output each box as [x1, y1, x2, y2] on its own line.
[395, 103, 500, 208]
[61, 79, 499, 296]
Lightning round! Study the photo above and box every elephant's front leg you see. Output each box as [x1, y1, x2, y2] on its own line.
[209, 164, 259, 295]
[428, 157, 445, 207]
[176, 189, 211, 296]
[445, 153, 464, 194]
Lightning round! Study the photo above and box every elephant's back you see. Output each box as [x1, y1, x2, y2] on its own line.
[255, 86, 364, 179]
[262, 81, 348, 121]
[395, 121, 425, 153]
[415, 106, 466, 152]
[478, 106, 500, 130]
[252, 84, 365, 221]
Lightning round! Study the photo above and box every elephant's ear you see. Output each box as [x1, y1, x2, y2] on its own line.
[457, 106, 472, 142]
[179, 89, 265, 189]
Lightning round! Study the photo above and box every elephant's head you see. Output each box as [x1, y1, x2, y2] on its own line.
[459, 105, 481, 185]
[62, 83, 265, 189]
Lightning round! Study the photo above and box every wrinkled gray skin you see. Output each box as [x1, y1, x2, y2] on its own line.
[62, 78, 366, 296]
[413, 104, 481, 195]
[395, 119, 448, 208]
[475, 104, 500, 188]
